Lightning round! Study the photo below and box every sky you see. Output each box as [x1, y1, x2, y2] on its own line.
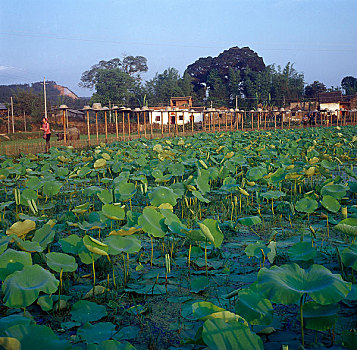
[0, 0, 356, 97]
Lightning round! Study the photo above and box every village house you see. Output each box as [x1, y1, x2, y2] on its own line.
[318, 91, 357, 111]
[0, 103, 8, 117]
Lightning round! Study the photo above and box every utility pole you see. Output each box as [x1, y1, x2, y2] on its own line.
[7, 108, 10, 134]
[235, 96, 238, 109]
[10, 96, 14, 133]
[42, 77, 48, 119]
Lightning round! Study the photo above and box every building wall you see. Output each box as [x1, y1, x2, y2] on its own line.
[319, 103, 340, 112]
[151, 110, 203, 125]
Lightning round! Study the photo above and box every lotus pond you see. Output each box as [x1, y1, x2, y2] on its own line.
[0, 125, 357, 350]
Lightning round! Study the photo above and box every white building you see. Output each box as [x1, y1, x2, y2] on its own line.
[150, 107, 204, 125]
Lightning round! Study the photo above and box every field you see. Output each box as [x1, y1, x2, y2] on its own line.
[0, 125, 356, 350]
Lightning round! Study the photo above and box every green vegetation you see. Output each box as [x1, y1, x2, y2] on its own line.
[0, 125, 356, 349]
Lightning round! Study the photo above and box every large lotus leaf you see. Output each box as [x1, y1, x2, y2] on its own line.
[191, 276, 210, 293]
[261, 190, 286, 200]
[0, 337, 21, 350]
[202, 318, 263, 350]
[195, 168, 210, 194]
[109, 227, 142, 237]
[335, 218, 357, 237]
[321, 184, 348, 200]
[42, 181, 62, 197]
[32, 224, 54, 248]
[0, 315, 33, 334]
[26, 176, 42, 190]
[198, 219, 224, 248]
[59, 234, 82, 254]
[192, 190, 210, 203]
[37, 295, 54, 311]
[46, 252, 78, 273]
[246, 166, 266, 182]
[14, 237, 44, 253]
[302, 302, 339, 331]
[6, 220, 36, 239]
[4, 324, 69, 350]
[320, 195, 341, 213]
[320, 159, 335, 170]
[0, 249, 32, 280]
[78, 322, 116, 344]
[244, 242, 270, 259]
[72, 202, 91, 214]
[21, 188, 37, 202]
[341, 243, 357, 270]
[295, 197, 318, 214]
[2, 264, 59, 308]
[97, 189, 113, 204]
[288, 241, 317, 262]
[235, 288, 273, 325]
[102, 204, 125, 221]
[138, 207, 167, 238]
[105, 235, 141, 255]
[169, 163, 185, 177]
[114, 181, 137, 201]
[83, 235, 108, 256]
[71, 300, 107, 323]
[269, 168, 287, 183]
[192, 302, 225, 320]
[185, 229, 206, 242]
[257, 263, 351, 305]
[149, 186, 179, 207]
[236, 216, 261, 227]
[94, 158, 107, 169]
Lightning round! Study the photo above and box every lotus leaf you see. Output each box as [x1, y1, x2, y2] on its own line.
[149, 186, 180, 207]
[21, 188, 37, 202]
[4, 324, 69, 350]
[0, 315, 33, 334]
[321, 184, 348, 200]
[192, 190, 210, 203]
[83, 235, 108, 256]
[138, 207, 167, 238]
[295, 197, 318, 214]
[246, 166, 266, 181]
[114, 181, 137, 201]
[97, 189, 113, 204]
[202, 318, 263, 350]
[302, 302, 338, 331]
[78, 322, 116, 344]
[105, 235, 141, 255]
[59, 234, 82, 254]
[195, 168, 210, 194]
[236, 216, 261, 227]
[94, 158, 107, 169]
[191, 275, 209, 293]
[6, 220, 36, 239]
[341, 242, 357, 270]
[288, 241, 317, 261]
[257, 263, 351, 305]
[0, 249, 32, 280]
[71, 300, 107, 323]
[198, 219, 224, 248]
[32, 224, 54, 248]
[14, 237, 44, 253]
[320, 195, 341, 213]
[2, 264, 59, 308]
[37, 295, 54, 311]
[192, 301, 225, 320]
[42, 181, 62, 196]
[261, 190, 286, 200]
[235, 288, 273, 325]
[335, 218, 357, 237]
[102, 204, 125, 221]
[46, 252, 78, 273]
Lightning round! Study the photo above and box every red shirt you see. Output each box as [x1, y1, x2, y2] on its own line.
[42, 121, 51, 134]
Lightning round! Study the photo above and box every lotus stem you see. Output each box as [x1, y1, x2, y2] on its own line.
[92, 254, 96, 297]
[107, 255, 116, 289]
[300, 294, 305, 347]
[150, 236, 153, 267]
[205, 240, 208, 276]
[188, 243, 192, 267]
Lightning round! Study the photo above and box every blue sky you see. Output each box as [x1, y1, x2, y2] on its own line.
[0, 0, 356, 97]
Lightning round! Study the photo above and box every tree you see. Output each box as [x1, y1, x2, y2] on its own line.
[79, 56, 148, 89]
[13, 90, 45, 121]
[304, 81, 327, 99]
[90, 68, 136, 106]
[145, 68, 184, 106]
[206, 69, 229, 105]
[341, 76, 357, 95]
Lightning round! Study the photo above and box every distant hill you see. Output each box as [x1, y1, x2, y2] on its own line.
[0, 81, 79, 104]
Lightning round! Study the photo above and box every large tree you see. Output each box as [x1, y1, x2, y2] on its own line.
[79, 56, 148, 89]
[341, 76, 357, 95]
[304, 81, 327, 99]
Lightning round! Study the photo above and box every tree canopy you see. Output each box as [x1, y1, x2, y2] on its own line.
[341, 76, 357, 95]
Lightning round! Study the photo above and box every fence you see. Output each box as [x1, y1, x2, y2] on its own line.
[1, 110, 356, 157]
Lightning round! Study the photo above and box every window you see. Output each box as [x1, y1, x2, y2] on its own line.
[155, 116, 160, 122]
[179, 115, 183, 121]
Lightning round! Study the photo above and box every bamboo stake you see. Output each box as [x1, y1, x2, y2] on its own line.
[115, 109, 119, 140]
[122, 110, 125, 141]
[104, 110, 108, 143]
[95, 112, 99, 143]
[127, 110, 131, 140]
[161, 110, 164, 138]
[86, 110, 91, 146]
[150, 110, 153, 139]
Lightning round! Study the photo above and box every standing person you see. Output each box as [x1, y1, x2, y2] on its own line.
[40, 117, 51, 152]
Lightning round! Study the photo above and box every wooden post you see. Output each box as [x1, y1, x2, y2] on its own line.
[251, 111, 254, 130]
[7, 108, 10, 134]
[257, 111, 260, 130]
[86, 110, 91, 146]
[274, 111, 277, 129]
[23, 112, 27, 132]
[150, 110, 153, 139]
[63, 109, 67, 144]
[264, 111, 267, 129]
[236, 110, 239, 131]
[344, 111, 346, 125]
[122, 110, 125, 141]
[288, 112, 291, 128]
[95, 112, 99, 143]
[175, 111, 178, 135]
[218, 111, 221, 132]
[225, 111, 228, 131]
[127, 110, 131, 140]
[230, 111, 233, 131]
[11, 96, 14, 133]
[168, 112, 171, 137]
[143, 110, 147, 138]
[161, 111, 164, 138]
[136, 110, 141, 138]
[191, 112, 194, 134]
[115, 109, 119, 140]
[242, 111, 245, 131]
[104, 110, 108, 143]
[182, 112, 185, 136]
